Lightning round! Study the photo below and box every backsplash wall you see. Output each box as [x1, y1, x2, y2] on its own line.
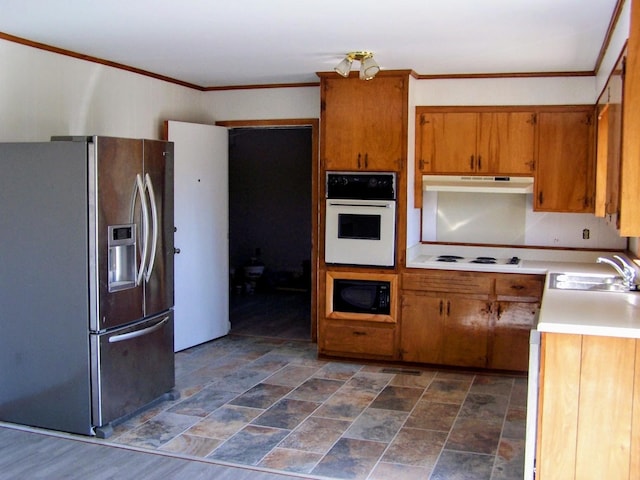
[422, 192, 627, 250]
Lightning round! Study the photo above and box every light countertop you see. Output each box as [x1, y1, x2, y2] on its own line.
[406, 244, 640, 339]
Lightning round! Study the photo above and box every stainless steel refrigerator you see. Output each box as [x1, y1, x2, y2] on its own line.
[0, 136, 176, 438]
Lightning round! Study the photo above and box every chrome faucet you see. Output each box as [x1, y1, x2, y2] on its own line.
[596, 255, 639, 290]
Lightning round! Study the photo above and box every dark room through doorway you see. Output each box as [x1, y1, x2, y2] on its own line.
[228, 126, 313, 341]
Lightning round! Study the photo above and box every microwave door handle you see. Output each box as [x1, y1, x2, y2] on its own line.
[134, 173, 150, 286]
[144, 173, 158, 282]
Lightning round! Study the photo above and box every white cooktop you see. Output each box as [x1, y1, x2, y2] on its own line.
[421, 254, 522, 268]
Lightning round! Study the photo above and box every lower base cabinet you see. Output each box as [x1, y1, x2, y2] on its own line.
[536, 333, 640, 479]
[400, 294, 490, 367]
[492, 301, 540, 371]
[400, 271, 543, 371]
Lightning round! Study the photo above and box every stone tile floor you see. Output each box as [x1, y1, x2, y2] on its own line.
[102, 334, 527, 479]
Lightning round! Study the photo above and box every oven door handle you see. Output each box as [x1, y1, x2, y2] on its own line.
[327, 202, 391, 208]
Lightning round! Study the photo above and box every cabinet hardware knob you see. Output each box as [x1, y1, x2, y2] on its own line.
[174, 248, 181, 254]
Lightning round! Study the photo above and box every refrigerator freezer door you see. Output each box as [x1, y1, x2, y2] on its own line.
[91, 312, 175, 428]
[94, 137, 145, 331]
[142, 140, 174, 318]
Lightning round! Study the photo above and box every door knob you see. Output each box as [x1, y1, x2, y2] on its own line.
[174, 248, 181, 254]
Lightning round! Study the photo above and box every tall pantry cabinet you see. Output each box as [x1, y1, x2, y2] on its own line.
[317, 70, 410, 361]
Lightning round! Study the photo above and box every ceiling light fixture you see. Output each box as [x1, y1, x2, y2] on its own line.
[334, 51, 380, 80]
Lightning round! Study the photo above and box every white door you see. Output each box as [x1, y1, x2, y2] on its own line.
[167, 120, 230, 351]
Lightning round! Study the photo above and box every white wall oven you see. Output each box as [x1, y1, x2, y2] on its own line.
[325, 172, 396, 267]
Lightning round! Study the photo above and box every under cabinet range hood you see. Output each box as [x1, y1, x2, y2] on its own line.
[423, 175, 534, 194]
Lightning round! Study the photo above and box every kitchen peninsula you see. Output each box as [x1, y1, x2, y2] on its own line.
[534, 264, 640, 479]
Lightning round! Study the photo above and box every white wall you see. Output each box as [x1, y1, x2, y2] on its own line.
[202, 88, 320, 121]
[0, 38, 321, 141]
[0, 40, 215, 142]
[413, 76, 596, 106]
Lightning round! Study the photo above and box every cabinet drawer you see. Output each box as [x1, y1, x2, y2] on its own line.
[495, 275, 544, 301]
[402, 271, 492, 296]
[321, 322, 395, 357]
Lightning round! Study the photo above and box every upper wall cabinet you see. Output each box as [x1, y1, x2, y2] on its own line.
[319, 72, 408, 172]
[415, 108, 536, 176]
[595, 51, 625, 220]
[620, 0, 640, 236]
[535, 107, 595, 213]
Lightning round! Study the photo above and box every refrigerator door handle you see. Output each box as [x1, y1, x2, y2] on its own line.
[134, 173, 150, 286]
[144, 173, 158, 282]
[107, 316, 169, 343]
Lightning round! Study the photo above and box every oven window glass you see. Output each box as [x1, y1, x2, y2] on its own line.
[337, 214, 381, 240]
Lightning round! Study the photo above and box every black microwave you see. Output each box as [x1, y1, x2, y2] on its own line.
[332, 279, 391, 315]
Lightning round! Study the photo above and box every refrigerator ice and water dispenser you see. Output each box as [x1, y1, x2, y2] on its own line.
[107, 224, 136, 292]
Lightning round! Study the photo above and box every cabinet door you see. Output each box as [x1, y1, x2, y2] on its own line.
[620, 0, 640, 235]
[417, 112, 477, 173]
[491, 301, 539, 371]
[478, 112, 536, 174]
[537, 334, 638, 479]
[535, 110, 595, 212]
[322, 76, 404, 171]
[400, 294, 444, 363]
[322, 78, 363, 170]
[595, 104, 622, 217]
[441, 297, 490, 368]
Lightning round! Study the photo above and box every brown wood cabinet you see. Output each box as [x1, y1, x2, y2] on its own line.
[414, 106, 595, 212]
[536, 333, 640, 479]
[415, 108, 536, 176]
[319, 72, 408, 172]
[321, 321, 396, 357]
[535, 107, 596, 212]
[400, 270, 542, 371]
[620, 0, 640, 236]
[595, 51, 624, 219]
[492, 276, 542, 371]
[400, 293, 490, 367]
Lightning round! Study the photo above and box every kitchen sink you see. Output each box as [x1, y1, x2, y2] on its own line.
[548, 273, 628, 292]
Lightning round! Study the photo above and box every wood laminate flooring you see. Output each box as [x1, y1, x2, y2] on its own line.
[0, 424, 309, 479]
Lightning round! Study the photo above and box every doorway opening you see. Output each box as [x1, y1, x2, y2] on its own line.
[224, 121, 319, 342]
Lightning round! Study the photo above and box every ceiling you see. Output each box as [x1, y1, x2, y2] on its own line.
[0, 0, 621, 89]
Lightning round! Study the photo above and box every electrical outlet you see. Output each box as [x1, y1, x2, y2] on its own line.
[582, 228, 590, 240]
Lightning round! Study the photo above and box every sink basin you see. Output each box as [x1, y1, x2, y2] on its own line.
[548, 273, 629, 292]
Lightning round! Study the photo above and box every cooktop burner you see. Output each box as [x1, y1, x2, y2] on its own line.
[436, 255, 464, 262]
[471, 256, 497, 264]
[428, 255, 521, 267]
